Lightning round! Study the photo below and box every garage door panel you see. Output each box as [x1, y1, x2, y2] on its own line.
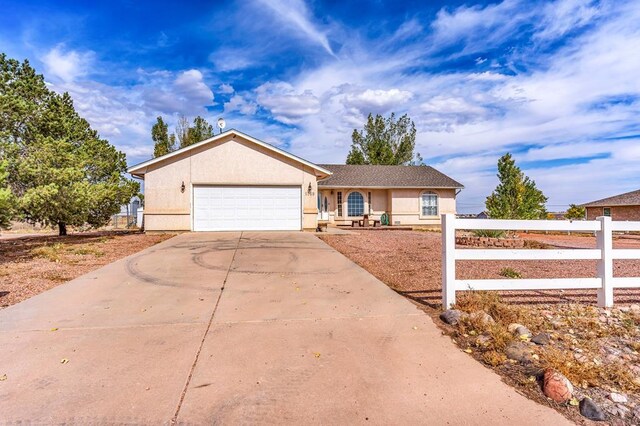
[193, 186, 302, 231]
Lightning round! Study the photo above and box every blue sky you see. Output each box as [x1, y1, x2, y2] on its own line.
[1, 0, 639, 213]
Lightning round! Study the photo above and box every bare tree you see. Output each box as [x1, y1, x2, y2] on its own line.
[175, 115, 191, 149]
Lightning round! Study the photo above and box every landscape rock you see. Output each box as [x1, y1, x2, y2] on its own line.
[579, 398, 607, 421]
[609, 392, 628, 404]
[469, 311, 494, 325]
[505, 341, 532, 363]
[606, 404, 629, 418]
[531, 333, 551, 345]
[508, 323, 522, 333]
[516, 326, 532, 338]
[440, 309, 464, 325]
[476, 334, 492, 346]
[542, 368, 573, 403]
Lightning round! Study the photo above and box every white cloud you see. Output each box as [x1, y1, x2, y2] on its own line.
[256, 81, 321, 124]
[533, 0, 600, 41]
[343, 88, 413, 113]
[255, 0, 334, 56]
[41, 45, 94, 83]
[224, 94, 257, 115]
[141, 69, 213, 115]
[218, 83, 234, 94]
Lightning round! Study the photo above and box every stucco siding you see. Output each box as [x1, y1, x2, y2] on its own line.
[389, 188, 456, 225]
[142, 135, 318, 231]
[321, 187, 457, 226]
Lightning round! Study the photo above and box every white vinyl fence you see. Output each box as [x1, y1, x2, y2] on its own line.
[441, 214, 640, 308]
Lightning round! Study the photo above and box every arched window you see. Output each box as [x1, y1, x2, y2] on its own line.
[347, 192, 364, 217]
[421, 192, 438, 217]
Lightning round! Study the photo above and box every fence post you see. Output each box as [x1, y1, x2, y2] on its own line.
[442, 214, 456, 309]
[596, 216, 613, 307]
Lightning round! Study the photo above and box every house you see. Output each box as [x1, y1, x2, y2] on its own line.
[581, 189, 640, 221]
[127, 129, 463, 232]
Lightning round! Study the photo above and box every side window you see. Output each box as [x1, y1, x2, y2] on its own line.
[603, 207, 611, 217]
[337, 192, 343, 217]
[421, 192, 438, 216]
[368, 192, 372, 214]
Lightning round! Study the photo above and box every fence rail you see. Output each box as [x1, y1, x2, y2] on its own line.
[441, 214, 640, 308]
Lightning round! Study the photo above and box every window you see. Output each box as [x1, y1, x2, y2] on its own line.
[603, 207, 611, 217]
[347, 192, 364, 217]
[421, 192, 438, 217]
[368, 192, 372, 214]
[337, 192, 343, 217]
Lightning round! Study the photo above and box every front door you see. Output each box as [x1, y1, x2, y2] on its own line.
[317, 192, 329, 220]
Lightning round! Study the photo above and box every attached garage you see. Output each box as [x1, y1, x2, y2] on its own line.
[193, 186, 302, 231]
[127, 130, 332, 232]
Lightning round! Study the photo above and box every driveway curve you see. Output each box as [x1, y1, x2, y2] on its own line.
[0, 232, 570, 425]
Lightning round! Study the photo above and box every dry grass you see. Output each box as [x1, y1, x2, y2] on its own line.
[499, 267, 523, 279]
[452, 291, 640, 397]
[31, 243, 66, 262]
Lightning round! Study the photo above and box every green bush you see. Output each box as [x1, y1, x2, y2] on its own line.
[472, 229, 506, 238]
[499, 267, 522, 279]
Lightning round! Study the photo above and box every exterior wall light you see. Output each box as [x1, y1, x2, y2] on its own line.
[308, 183, 313, 194]
[181, 181, 186, 193]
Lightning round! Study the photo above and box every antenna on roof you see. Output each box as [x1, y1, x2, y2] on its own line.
[217, 117, 226, 134]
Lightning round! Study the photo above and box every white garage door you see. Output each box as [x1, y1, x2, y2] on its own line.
[193, 186, 302, 231]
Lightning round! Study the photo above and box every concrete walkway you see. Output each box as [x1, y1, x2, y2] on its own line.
[0, 232, 570, 424]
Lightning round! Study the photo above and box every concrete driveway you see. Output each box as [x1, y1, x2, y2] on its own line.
[0, 232, 570, 424]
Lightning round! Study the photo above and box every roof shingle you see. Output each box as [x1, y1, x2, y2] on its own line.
[317, 164, 463, 188]
[581, 189, 640, 207]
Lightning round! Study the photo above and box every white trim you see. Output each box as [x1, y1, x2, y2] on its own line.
[128, 129, 333, 177]
[419, 190, 439, 219]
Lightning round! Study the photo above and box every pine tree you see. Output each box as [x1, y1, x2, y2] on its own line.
[485, 153, 548, 219]
[0, 160, 13, 229]
[346, 113, 419, 165]
[0, 54, 139, 235]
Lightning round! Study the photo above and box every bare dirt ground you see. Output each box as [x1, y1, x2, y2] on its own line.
[0, 231, 173, 308]
[320, 230, 640, 424]
[320, 230, 640, 307]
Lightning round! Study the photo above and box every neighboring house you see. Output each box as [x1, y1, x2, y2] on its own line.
[127, 129, 463, 232]
[581, 189, 640, 221]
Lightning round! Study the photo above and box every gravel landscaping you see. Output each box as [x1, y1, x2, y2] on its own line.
[320, 230, 640, 425]
[0, 231, 173, 308]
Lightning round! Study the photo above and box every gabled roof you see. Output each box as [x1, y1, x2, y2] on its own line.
[581, 189, 640, 207]
[317, 164, 464, 189]
[127, 129, 333, 178]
